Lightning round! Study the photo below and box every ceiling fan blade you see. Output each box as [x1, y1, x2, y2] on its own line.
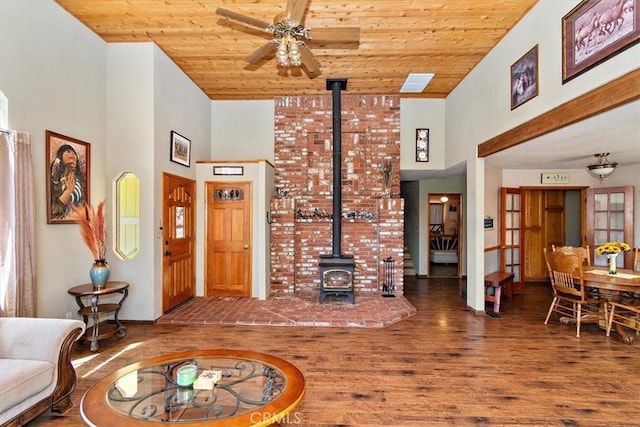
[245, 41, 278, 64]
[308, 27, 360, 43]
[287, 0, 310, 25]
[298, 43, 321, 75]
[216, 7, 272, 30]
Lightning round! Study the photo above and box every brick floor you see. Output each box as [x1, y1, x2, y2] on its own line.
[156, 291, 416, 328]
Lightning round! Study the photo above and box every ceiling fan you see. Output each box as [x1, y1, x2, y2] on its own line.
[216, 0, 360, 76]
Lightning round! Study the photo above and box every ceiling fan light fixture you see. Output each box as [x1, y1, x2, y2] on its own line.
[275, 34, 303, 67]
[587, 152, 618, 181]
[216, 3, 360, 74]
[276, 37, 292, 66]
[289, 41, 301, 65]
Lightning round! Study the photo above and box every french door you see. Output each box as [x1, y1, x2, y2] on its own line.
[500, 188, 523, 294]
[587, 186, 634, 269]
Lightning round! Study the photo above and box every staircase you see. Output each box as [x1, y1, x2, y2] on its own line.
[404, 247, 416, 276]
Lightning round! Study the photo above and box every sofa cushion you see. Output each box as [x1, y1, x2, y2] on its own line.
[0, 359, 54, 413]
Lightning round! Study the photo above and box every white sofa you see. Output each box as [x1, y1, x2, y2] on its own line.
[0, 317, 85, 427]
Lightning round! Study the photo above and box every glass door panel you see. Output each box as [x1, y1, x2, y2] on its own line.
[501, 188, 523, 290]
[587, 187, 634, 268]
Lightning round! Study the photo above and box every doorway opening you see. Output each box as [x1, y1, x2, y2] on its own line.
[427, 193, 462, 277]
[520, 188, 586, 283]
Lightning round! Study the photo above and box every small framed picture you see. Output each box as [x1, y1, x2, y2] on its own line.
[415, 128, 429, 162]
[170, 131, 191, 167]
[46, 130, 91, 224]
[511, 45, 538, 110]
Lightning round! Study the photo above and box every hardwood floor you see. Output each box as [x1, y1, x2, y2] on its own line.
[32, 276, 640, 426]
[428, 262, 459, 277]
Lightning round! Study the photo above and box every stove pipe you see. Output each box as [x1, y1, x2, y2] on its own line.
[326, 78, 347, 258]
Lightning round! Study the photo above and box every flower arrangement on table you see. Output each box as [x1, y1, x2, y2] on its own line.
[69, 201, 109, 286]
[69, 201, 106, 262]
[595, 241, 631, 256]
[595, 241, 630, 275]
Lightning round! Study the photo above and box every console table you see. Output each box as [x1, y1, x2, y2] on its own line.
[67, 281, 129, 351]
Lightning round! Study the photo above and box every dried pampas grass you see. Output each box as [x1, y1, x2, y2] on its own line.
[69, 201, 106, 261]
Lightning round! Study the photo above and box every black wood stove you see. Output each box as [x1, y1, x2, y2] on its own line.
[319, 78, 355, 304]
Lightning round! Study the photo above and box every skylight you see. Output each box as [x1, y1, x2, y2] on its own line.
[400, 73, 435, 93]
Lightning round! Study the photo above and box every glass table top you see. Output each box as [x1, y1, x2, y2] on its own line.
[81, 350, 305, 426]
[108, 357, 283, 422]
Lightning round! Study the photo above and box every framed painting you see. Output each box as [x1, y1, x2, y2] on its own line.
[170, 131, 191, 167]
[415, 128, 429, 162]
[562, 0, 640, 83]
[46, 130, 91, 224]
[510, 45, 539, 110]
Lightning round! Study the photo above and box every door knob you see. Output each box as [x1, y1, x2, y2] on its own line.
[243, 244, 249, 249]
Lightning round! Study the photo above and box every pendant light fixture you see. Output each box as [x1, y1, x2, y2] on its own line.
[587, 153, 618, 182]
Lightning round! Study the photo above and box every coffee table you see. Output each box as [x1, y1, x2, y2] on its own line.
[80, 349, 305, 426]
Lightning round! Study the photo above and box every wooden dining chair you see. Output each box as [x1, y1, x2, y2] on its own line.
[544, 250, 603, 337]
[551, 244, 599, 297]
[551, 244, 591, 266]
[606, 299, 640, 339]
[633, 247, 640, 272]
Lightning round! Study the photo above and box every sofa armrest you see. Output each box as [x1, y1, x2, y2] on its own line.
[0, 318, 86, 423]
[0, 318, 85, 362]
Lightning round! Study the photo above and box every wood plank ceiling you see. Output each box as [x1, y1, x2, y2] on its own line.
[54, 0, 538, 100]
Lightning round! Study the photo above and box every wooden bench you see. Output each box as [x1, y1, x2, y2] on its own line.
[484, 271, 515, 314]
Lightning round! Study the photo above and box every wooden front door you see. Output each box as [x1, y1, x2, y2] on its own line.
[162, 173, 196, 313]
[205, 181, 252, 297]
[523, 190, 566, 281]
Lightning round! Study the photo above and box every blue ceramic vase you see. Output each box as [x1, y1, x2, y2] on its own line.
[90, 260, 110, 288]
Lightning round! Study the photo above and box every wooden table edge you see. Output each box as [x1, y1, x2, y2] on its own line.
[80, 349, 306, 427]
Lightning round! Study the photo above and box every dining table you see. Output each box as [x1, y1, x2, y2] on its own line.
[583, 266, 640, 344]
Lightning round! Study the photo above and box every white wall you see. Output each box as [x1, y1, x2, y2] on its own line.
[448, 1, 640, 165]
[1, 1, 211, 321]
[484, 164, 501, 249]
[106, 43, 155, 321]
[448, 0, 640, 310]
[400, 99, 446, 171]
[152, 45, 212, 319]
[105, 42, 211, 320]
[211, 101, 275, 162]
[483, 164, 502, 274]
[1, 0, 107, 319]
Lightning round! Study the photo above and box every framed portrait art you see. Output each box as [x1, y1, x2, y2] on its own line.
[510, 45, 539, 110]
[46, 130, 91, 224]
[562, 0, 640, 83]
[170, 131, 191, 167]
[415, 128, 429, 162]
